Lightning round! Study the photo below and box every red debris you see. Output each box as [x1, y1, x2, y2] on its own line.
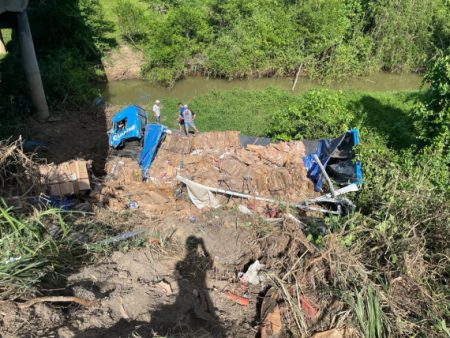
[300, 295, 317, 319]
[224, 292, 250, 306]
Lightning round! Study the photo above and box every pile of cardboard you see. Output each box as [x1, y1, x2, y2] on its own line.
[148, 131, 315, 201]
[100, 131, 317, 214]
[39, 160, 91, 196]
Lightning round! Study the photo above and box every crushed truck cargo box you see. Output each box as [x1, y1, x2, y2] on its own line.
[139, 124, 166, 179]
[304, 129, 363, 192]
[39, 160, 91, 196]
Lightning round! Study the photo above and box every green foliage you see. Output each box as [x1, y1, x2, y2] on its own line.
[413, 53, 450, 151]
[0, 203, 76, 297]
[40, 49, 100, 107]
[366, 0, 435, 72]
[346, 286, 389, 338]
[0, 0, 114, 115]
[259, 82, 448, 335]
[0, 201, 145, 298]
[111, 0, 449, 84]
[267, 90, 353, 141]
[115, 0, 150, 43]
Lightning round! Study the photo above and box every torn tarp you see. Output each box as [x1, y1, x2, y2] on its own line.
[303, 129, 363, 192]
[177, 175, 222, 209]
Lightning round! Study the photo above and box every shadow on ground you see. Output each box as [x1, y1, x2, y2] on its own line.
[351, 94, 420, 150]
[73, 236, 227, 338]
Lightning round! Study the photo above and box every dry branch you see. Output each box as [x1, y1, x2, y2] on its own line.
[18, 296, 96, 309]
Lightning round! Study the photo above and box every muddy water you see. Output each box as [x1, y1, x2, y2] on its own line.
[101, 73, 421, 105]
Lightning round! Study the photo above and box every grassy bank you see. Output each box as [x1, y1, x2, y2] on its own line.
[155, 88, 417, 144]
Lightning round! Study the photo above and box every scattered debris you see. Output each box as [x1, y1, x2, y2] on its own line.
[239, 260, 266, 285]
[39, 160, 91, 196]
[155, 280, 173, 296]
[238, 204, 252, 215]
[260, 288, 283, 338]
[223, 292, 250, 306]
[311, 328, 356, 338]
[300, 295, 318, 319]
[261, 305, 282, 338]
[127, 199, 139, 209]
[0, 130, 367, 337]
[98, 229, 146, 245]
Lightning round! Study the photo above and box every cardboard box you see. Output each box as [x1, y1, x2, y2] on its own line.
[39, 160, 91, 196]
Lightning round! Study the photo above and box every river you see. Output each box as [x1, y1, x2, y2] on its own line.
[101, 73, 422, 106]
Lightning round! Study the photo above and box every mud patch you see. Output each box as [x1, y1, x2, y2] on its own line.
[103, 45, 143, 81]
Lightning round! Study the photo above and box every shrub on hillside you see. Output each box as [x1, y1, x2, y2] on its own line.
[267, 90, 353, 141]
[413, 53, 450, 152]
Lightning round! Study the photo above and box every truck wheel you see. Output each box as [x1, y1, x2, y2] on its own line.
[115, 141, 141, 161]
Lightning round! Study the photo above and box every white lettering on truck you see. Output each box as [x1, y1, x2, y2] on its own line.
[112, 125, 136, 141]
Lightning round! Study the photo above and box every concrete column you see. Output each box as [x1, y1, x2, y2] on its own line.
[16, 10, 49, 120]
[0, 30, 6, 54]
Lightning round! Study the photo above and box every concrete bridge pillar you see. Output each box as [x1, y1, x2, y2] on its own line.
[16, 10, 49, 120]
[0, 29, 6, 54]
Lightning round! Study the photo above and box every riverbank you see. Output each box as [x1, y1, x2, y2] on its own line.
[104, 88, 418, 148]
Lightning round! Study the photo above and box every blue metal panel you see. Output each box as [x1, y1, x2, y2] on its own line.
[303, 129, 363, 192]
[139, 124, 166, 179]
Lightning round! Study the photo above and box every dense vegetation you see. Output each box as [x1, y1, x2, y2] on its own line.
[1, 0, 448, 113]
[114, 0, 450, 85]
[269, 54, 450, 336]
[0, 0, 113, 119]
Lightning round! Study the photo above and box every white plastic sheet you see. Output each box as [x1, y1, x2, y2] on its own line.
[177, 175, 221, 209]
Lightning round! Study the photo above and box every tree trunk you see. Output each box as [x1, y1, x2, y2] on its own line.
[291, 64, 303, 92]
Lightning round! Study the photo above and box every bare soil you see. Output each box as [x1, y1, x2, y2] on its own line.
[0, 208, 267, 338]
[103, 45, 143, 81]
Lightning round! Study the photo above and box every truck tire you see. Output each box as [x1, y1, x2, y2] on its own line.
[113, 140, 141, 161]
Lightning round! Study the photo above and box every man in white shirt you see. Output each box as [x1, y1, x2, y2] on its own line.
[183, 104, 199, 135]
[153, 100, 161, 123]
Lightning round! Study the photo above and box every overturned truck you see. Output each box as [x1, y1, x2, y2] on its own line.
[107, 106, 362, 216]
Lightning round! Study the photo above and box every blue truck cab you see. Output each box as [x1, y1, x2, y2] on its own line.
[108, 105, 148, 149]
[108, 105, 168, 180]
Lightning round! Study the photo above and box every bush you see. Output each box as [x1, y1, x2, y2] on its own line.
[40, 49, 100, 108]
[267, 90, 353, 141]
[112, 0, 450, 85]
[115, 0, 150, 43]
[0, 0, 113, 115]
[413, 53, 450, 152]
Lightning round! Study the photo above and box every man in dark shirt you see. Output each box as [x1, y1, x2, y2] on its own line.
[177, 102, 187, 135]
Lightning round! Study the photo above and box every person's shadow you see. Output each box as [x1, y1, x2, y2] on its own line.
[72, 236, 226, 338]
[150, 235, 226, 337]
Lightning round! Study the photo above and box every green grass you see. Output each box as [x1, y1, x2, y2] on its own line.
[0, 201, 143, 299]
[153, 88, 420, 146]
[350, 287, 388, 338]
[0, 203, 74, 298]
